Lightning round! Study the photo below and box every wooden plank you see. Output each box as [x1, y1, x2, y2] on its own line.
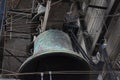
[85, 0, 107, 54]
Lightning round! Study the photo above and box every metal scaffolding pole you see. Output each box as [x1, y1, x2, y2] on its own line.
[0, 0, 6, 73]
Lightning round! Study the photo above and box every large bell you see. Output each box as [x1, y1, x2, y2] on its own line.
[18, 30, 90, 80]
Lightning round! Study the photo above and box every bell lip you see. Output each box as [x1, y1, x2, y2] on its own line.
[18, 50, 90, 73]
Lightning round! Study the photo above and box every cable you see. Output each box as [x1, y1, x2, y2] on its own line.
[69, 30, 96, 69]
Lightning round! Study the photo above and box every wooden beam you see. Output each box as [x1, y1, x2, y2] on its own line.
[41, 0, 51, 32]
